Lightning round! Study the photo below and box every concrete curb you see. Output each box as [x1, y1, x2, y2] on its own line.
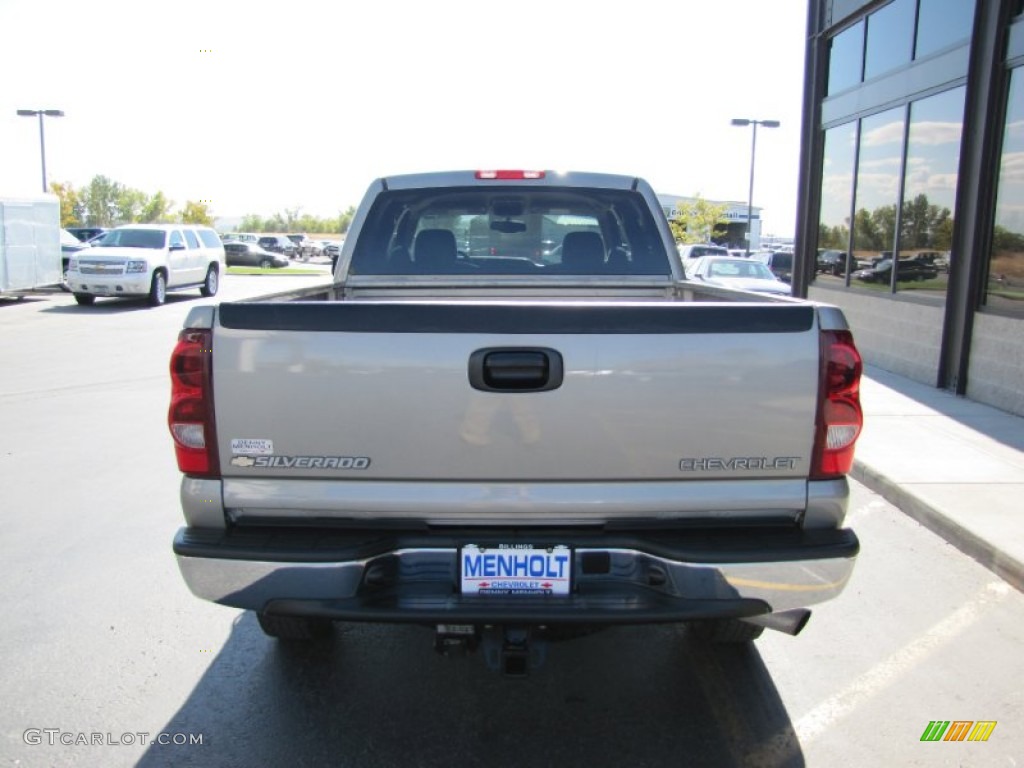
[851, 460, 1024, 593]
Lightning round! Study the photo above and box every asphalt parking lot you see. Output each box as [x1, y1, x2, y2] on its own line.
[2, 270, 1023, 767]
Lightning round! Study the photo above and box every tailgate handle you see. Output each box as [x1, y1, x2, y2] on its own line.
[469, 348, 563, 392]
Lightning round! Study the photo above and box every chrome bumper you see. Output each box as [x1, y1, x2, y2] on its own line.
[175, 527, 857, 621]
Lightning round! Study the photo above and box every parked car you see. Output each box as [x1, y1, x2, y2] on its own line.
[221, 232, 260, 243]
[66, 224, 225, 306]
[223, 241, 289, 268]
[66, 226, 108, 243]
[677, 243, 729, 260]
[816, 249, 849, 276]
[685, 255, 792, 296]
[167, 168, 865, 665]
[910, 251, 949, 272]
[257, 235, 297, 259]
[286, 234, 321, 261]
[753, 250, 794, 282]
[852, 257, 940, 283]
[323, 240, 344, 270]
[60, 228, 90, 291]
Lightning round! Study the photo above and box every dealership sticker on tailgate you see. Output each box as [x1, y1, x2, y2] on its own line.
[461, 544, 572, 596]
[231, 438, 274, 456]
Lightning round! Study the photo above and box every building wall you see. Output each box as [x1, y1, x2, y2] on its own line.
[967, 312, 1024, 414]
[810, 285, 1024, 417]
[809, 285, 943, 383]
[798, 0, 1024, 418]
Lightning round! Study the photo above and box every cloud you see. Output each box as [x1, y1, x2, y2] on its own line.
[861, 120, 905, 147]
[998, 151, 1024, 184]
[1005, 119, 1024, 140]
[854, 171, 901, 201]
[907, 121, 963, 146]
[859, 157, 901, 172]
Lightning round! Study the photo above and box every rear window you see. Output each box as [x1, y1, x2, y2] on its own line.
[693, 246, 727, 258]
[708, 259, 773, 279]
[349, 186, 670, 276]
[198, 229, 223, 248]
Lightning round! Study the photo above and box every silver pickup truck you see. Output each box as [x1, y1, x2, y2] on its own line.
[169, 170, 863, 675]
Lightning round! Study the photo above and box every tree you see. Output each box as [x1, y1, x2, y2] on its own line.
[933, 215, 954, 251]
[852, 208, 883, 251]
[669, 196, 729, 244]
[49, 172, 359, 234]
[898, 193, 953, 251]
[338, 206, 355, 234]
[238, 214, 265, 232]
[870, 204, 897, 250]
[992, 225, 1024, 253]
[140, 191, 173, 223]
[50, 181, 83, 227]
[818, 221, 850, 250]
[81, 175, 124, 226]
[116, 187, 147, 224]
[180, 200, 214, 226]
[284, 207, 301, 230]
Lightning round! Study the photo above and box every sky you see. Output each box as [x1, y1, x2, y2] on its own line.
[0, 0, 809, 236]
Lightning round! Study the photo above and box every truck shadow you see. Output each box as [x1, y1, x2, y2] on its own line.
[137, 613, 804, 767]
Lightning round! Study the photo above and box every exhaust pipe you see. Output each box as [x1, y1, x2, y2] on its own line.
[741, 608, 812, 636]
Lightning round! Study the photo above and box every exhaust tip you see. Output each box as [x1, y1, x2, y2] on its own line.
[742, 608, 812, 636]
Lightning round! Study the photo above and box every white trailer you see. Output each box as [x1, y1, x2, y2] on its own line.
[0, 196, 61, 296]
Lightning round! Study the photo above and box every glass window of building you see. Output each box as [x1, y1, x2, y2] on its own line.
[827, 20, 865, 96]
[851, 107, 906, 292]
[898, 87, 965, 298]
[864, 0, 916, 81]
[815, 122, 858, 282]
[986, 69, 1024, 317]
[915, 0, 976, 59]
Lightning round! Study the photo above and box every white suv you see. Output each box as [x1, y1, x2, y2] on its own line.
[67, 224, 225, 307]
[677, 243, 729, 260]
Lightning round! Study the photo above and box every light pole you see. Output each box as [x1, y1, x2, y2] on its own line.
[16, 109, 64, 193]
[731, 117, 779, 256]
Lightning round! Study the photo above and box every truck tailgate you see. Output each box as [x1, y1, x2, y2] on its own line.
[211, 300, 819, 494]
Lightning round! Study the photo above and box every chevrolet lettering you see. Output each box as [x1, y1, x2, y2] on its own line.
[169, 169, 864, 676]
[679, 457, 801, 471]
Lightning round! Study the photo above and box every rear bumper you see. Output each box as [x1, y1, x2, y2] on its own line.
[174, 526, 858, 623]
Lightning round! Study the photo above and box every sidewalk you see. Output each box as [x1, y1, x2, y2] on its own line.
[853, 365, 1024, 592]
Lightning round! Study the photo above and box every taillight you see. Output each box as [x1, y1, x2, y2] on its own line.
[811, 329, 863, 479]
[168, 328, 220, 477]
[475, 170, 545, 180]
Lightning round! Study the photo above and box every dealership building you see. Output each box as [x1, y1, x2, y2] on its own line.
[793, 0, 1024, 416]
[657, 195, 771, 251]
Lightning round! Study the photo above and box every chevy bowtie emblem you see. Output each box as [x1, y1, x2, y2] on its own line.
[230, 456, 256, 467]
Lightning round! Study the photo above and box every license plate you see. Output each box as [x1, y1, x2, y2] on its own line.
[460, 544, 572, 596]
